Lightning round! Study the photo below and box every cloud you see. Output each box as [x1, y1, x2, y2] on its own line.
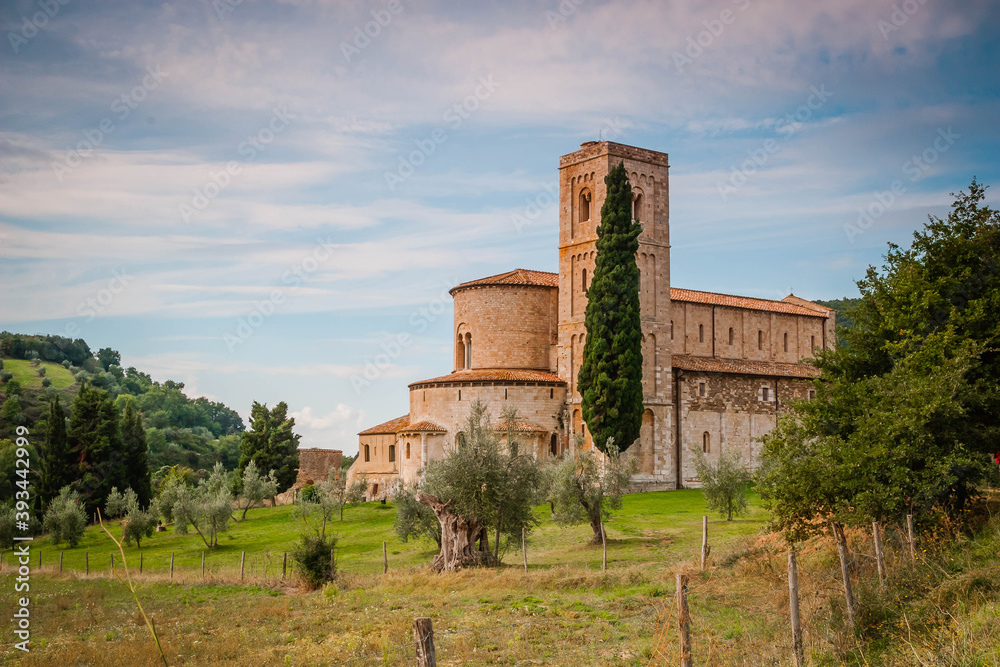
[291, 404, 366, 451]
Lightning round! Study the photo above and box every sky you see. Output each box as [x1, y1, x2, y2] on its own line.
[1, 0, 998, 454]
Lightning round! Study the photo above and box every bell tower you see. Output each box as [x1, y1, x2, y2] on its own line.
[557, 141, 676, 487]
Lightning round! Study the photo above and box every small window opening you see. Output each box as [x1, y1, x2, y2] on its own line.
[504, 388, 508, 400]
[702, 431, 710, 453]
[783, 332, 789, 353]
[389, 445, 396, 462]
[699, 324, 704, 343]
[406, 442, 411, 458]
[364, 444, 370, 462]
[811, 335, 816, 351]
[550, 388, 554, 399]
[762, 386, 770, 402]
[371, 483, 378, 497]
[809, 389, 816, 400]
[582, 268, 587, 293]
[757, 330, 763, 350]
[550, 434, 558, 456]
[580, 190, 591, 222]
[670, 321, 674, 340]
[457, 432, 467, 449]
[458, 389, 462, 401]
[728, 327, 734, 346]
[698, 382, 706, 397]
[633, 193, 643, 221]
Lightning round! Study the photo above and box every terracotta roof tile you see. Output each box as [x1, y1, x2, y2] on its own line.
[409, 369, 565, 387]
[401, 420, 447, 432]
[494, 420, 547, 433]
[670, 288, 829, 318]
[358, 414, 410, 435]
[450, 269, 558, 294]
[672, 354, 820, 379]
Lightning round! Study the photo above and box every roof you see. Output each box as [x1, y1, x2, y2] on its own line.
[494, 420, 548, 433]
[409, 369, 565, 388]
[450, 269, 559, 294]
[670, 288, 830, 318]
[401, 420, 447, 433]
[672, 354, 821, 379]
[358, 414, 410, 435]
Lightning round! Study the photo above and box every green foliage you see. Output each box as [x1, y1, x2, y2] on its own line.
[96, 347, 121, 371]
[4, 378, 22, 396]
[578, 161, 644, 454]
[760, 181, 1000, 540]
[1, 396, 23, 425]
[394, 482, 441, 547]
[422, 401, 542, 560]
[0, 332, 92, 366]
[105, 486, 159, 549]
[41, 377, 51, 388]
[43, 486, 88, 547]
[546, 436, 636, 543]
[299, 483, 317, 503]
[239, 401, 300, 494]
[292, 531, 337, 590]
[0, 371, 11, 382]
[0, 503, 15, 549]
[158, 462, 233, 548]
[234, 459, 278, 521]
[692, 448, 751, 521]
[69, 383, 128, 516]
[37, 366, 46, 377]
[0, 438, 37, 506]
[39, 397, 74, 509]
[121, 400, 152, 507]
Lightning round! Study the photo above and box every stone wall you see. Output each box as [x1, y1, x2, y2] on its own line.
[452, 284, 557, 371]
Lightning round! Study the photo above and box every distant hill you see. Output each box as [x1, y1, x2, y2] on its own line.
[816, 298, 860, 345]
[0, 332, 244, 479]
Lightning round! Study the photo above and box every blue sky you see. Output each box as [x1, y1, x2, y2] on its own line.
[1, 0, 998, 453]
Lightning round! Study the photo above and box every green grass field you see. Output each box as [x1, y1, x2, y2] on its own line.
[3, 490, 998, 666]
[3, 358, 76, 391]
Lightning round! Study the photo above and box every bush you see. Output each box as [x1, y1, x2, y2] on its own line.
[292, 531, 337, 589]
[0, 371, 11, 383]
[300, 483, 318, 503]
[43, 487, 88, 547]
[38, 366, 46, 377]
[0, 504, 15, 549]
[62, 360, 71, 369]
[41, 377, 52, 388]
[4, 379, 21, 396]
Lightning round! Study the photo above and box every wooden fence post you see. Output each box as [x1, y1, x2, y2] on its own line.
[38, 551, 41, 569]
[1, 551, 4, 571]
[139, 552, 142, 574]
[201, 551, 205, 579]
[522, 526, 527, 573]
[330, 549, 336, 580]
[110, 553, 113, 570]
[787, 547, 804, 667]
[873, 522, 887, 589]
[60, 551, 64, 574]
[907, 514, 916, 561]
[601, 522, 607, 572]
[701, 516, 710, 570]
[240, 551, 245, 582]
[832, 521, 857, 630]
[383, 541, 388, 574]
[170, 552, 175, 581]
[414, 617, 437, 667]
[85, 552, 89, 575]
[676, 573, 692, 667]
[282, 552, 287, 579]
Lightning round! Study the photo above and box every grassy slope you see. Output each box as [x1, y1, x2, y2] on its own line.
[3, 358, 76, 392]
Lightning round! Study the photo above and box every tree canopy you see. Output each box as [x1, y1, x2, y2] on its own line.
[239, 401, 301, 494]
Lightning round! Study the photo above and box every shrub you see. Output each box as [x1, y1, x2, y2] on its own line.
[0, 504, 15, 549]
[293, 531, 337, 590]
[300, 483, 318, 503]
[38, 366, 46, 377]
[62, 360, 71, 369]
[694, 448, 751, 521]
[4, 379, 21, 396]
[41, 377, 52, 388]
[0, 371, 11, 383]
[43, 487, 88, 547]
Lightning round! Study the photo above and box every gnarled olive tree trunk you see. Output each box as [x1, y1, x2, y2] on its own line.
[415, 493, 497, 572]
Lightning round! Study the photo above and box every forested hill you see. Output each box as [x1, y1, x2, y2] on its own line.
[815, 298, 860, 344]
[0, 332, 244, 476]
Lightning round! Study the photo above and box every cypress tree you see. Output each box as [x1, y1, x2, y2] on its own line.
[69, 383, 128, 515]
[239, 401, 301, 495]
[121, 400, 152, 507]
[37, 396, 74, 509]
[578, 161, 644, 454]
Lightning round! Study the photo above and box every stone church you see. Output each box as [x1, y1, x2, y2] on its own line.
[346, 142, 834, 499]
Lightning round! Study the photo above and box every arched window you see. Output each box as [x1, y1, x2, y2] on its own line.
[783, 332, 788, 352]
[633, 192, 643, 221]
[728, 327, 734, 345]
[389, 445, 396, 462]
[702, 431, 710, 453]
[457, 432, 467, 449]
[550, 434, 558, 456]
[364, 444, 370, 462]
[458, 389, 462, 401]
[371, 483, 378, 497]
[464, 332, 472, 369]
[406, 442, 410, 459]
[670, 321, 674, 340]
[579, 190, 591, 222]
[699, 323, 704, 343]
[582, 268, 587, 293]
[811, 335, 816, 351]
[757, 330, 763, 350]
[456, 336, 466, 369]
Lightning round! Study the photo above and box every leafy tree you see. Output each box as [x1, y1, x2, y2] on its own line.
[546, 436, 636, 544]
[42, 486, 88, 547]
[239, 401, 301, 495]
[97, 347, 121, 371]
[416, 401, 541, 571]
[234, 459, 278, 521]
[4, 379, 22, 397]
[69, 383, 128, 516]
[292, 531, 337, 590]
[578, 161, 644, 454]
[121, 400, 152, 507]
[41, 377, 51, 388]
[62, 360, 72, 370]
[105, 486, 159, 549]
[37, 397, 74, 509]
[0, 438, 37, 505]
[37, 366, 46, 377]
[693, 448, 752, 521]
[158, 463, 232, 548]
[296, 469, 359, 537]
[0, 396, 22, 426]
[394, 482, 442, 548]
[0, 503, 16, 549]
